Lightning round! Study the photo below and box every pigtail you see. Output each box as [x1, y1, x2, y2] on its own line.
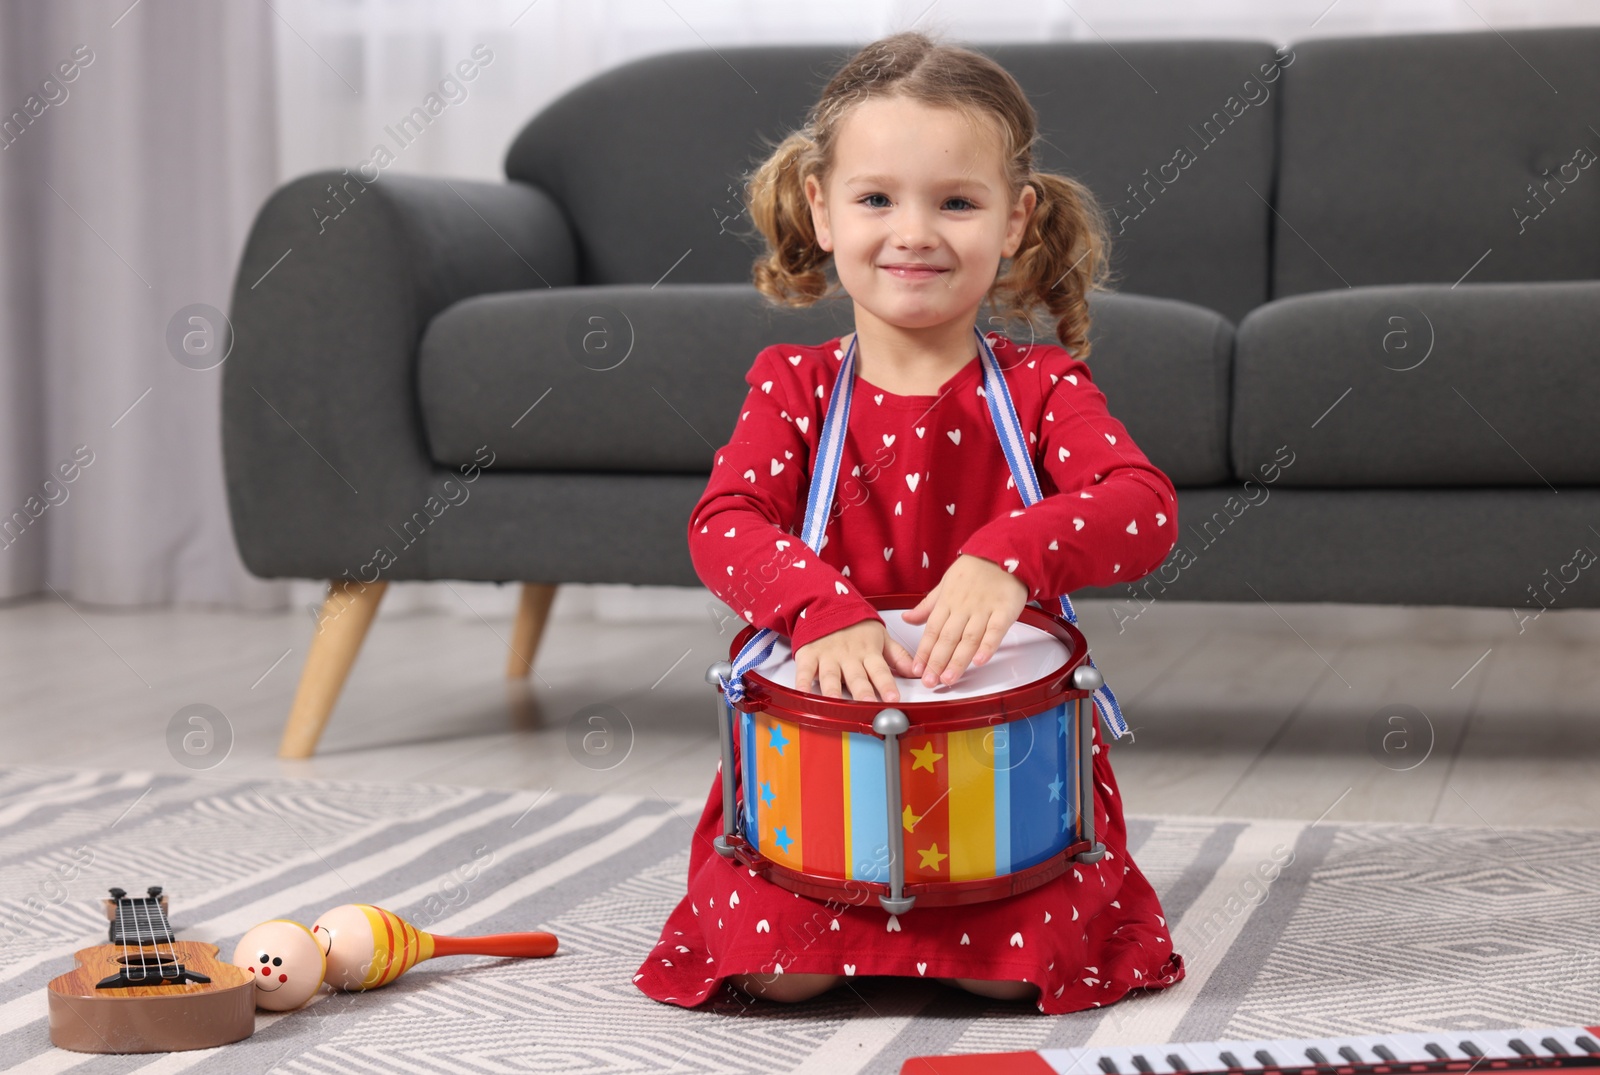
[991, 171, 1116, 363]
[747, 132, 835, 307]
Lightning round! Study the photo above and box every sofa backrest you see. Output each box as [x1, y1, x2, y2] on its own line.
[1271, 26, 1600, 299]
[503, 40, 1286, 325]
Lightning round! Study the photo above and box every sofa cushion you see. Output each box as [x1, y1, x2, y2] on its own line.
[416, 285, 1233, 486]
[1273, 27, 1600, 298]
[502, 40, 1286, 323]
[1231, 280, 1600, 485]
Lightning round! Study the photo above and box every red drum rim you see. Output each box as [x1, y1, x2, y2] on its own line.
[727, 592, 1092, 735]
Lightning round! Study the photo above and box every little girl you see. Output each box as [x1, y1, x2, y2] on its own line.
[634, 29, 1185, 1014]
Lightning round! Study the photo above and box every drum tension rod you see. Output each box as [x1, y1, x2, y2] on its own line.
[873, 708, 916, 914]
[1073, 663, 1107, 864]
[707, 661, 739, 860]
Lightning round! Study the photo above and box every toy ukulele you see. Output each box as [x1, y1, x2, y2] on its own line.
[47, 886, 255, 1054]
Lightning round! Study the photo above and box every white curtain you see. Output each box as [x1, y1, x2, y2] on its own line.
[2, 0, 1596, 620]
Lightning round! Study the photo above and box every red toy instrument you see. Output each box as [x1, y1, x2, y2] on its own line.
[709, 594, 1108, 913]
[900, 1024, 1600, 1075]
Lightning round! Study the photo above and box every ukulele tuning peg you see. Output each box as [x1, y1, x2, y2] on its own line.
[146, 886, 164, 899]
[108, 887, 126, 899]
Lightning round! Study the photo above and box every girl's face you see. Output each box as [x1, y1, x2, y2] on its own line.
[804, 95, 1035, 336]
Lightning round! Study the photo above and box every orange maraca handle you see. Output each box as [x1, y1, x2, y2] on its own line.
[428, 931, 558, 959]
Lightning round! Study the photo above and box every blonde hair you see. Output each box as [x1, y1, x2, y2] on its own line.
[743, 30, 1117, 361]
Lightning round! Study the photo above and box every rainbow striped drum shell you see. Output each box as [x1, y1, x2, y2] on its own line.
[718, 594, 1102, 909]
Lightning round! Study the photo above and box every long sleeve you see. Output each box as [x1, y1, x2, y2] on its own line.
[957, 345, 1178, 602]
[688, 348, 882, 652]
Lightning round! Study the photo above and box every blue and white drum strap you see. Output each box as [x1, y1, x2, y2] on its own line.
[716, 325, 1129, 741]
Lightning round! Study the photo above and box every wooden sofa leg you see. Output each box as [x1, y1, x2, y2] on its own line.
[507, 583, 557, 678]
[279, 579, 389, 759]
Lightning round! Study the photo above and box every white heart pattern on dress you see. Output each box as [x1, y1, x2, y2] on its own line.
[1048, 540, 1059, 550]
[882, 434, 895, 447]
[756, 919, 770, 932]
[793, 560, 806, 569]
[776, 540, 790, 549]
[770, 459, 784, 476]
[1058, 446, 1071, 461]
[835, 581, 849, 594]
[1073, 518, 1085, 530]
[960, 933, 970, 945]
[905, 473, 920, 492]
[788, 354, 802, 365]
[760, 381, 773, 393]
[1126, 520, 1138, 535]
[1009, 932, 1024, 948]
[796, 417, 809, 434]
[1065, 373, 1078, 385]
[915, 427, 925, 438]
[843, 963, 856, 975]
[743, 470, 756, 483]
[883, 548, 893, 560]
[874, 394, 884, 404]
[1156, 513, 1167, 525]
[724, 527, 736, 537]
[916, 962, 927, 975]
[1003, 558, 1019, 573]
[1105, 433, 1117, 445]
[886, 915, 901, 932]
[946, 503, 956, 514]
[729, 891, 739, 907]
[948, 429, 961, 445]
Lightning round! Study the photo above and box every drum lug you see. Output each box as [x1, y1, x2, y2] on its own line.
[872, 708, 917, 915]
[707, 661, 741, 857]
[1075, 843, 1106, 864]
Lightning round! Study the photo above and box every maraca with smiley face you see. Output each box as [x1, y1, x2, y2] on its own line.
[231, 919, 327, 1011]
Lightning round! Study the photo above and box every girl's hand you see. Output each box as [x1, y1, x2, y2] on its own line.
[794, 619, 919, 703]
[902, 554, 1029, 688]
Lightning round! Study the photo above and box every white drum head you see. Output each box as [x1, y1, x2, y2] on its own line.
[749, 608, 1072, 703]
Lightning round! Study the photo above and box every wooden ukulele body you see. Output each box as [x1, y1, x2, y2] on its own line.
[47, 886, 258, 1053]
[47, 939, 255, 1053]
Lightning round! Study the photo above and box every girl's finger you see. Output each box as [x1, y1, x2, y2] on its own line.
[866, 658, 900, 704]
[972, 615, 1010, 667]
[819, 662, 843, 700]
[943, 615, 993, 684]
[885, 638, 918, 678]
[912, 605, 949, 676]
[923, 613, 969, 685]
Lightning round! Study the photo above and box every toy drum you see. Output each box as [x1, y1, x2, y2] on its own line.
[707, 593, 1107, 912]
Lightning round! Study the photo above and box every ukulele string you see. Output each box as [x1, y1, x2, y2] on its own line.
[137, 896, 174, 978]
[151, 893, 181, 976]
[116, 895, 131, 975]
[134, 896, 152, 976]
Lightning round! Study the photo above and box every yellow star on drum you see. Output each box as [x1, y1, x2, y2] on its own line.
[918, 843, 948, 871]
[902, 804, 923, 832]
[909, 741, 943, 773]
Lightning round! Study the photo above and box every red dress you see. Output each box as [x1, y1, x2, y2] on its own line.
[634, 332, 1186, 1013]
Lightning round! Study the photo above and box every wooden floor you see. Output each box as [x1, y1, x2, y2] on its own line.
[3, 590, 1596, 830]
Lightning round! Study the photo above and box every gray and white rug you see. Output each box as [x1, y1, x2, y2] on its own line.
[1, 765, 1596, 1074]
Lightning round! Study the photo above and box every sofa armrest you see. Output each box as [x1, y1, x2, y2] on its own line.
[223, 171, 578, 580]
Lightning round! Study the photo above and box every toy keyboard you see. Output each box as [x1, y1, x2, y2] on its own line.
[901, 1024, 1600, 1075]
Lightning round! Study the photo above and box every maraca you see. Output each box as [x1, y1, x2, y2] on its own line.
[310, 903, 558, 991]
[232, 919, 326, 1010]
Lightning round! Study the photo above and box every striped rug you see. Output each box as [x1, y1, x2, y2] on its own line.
[1, 766, 1596, 1074]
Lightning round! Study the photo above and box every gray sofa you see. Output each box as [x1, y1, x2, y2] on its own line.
[223, 27, 1600, 755]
